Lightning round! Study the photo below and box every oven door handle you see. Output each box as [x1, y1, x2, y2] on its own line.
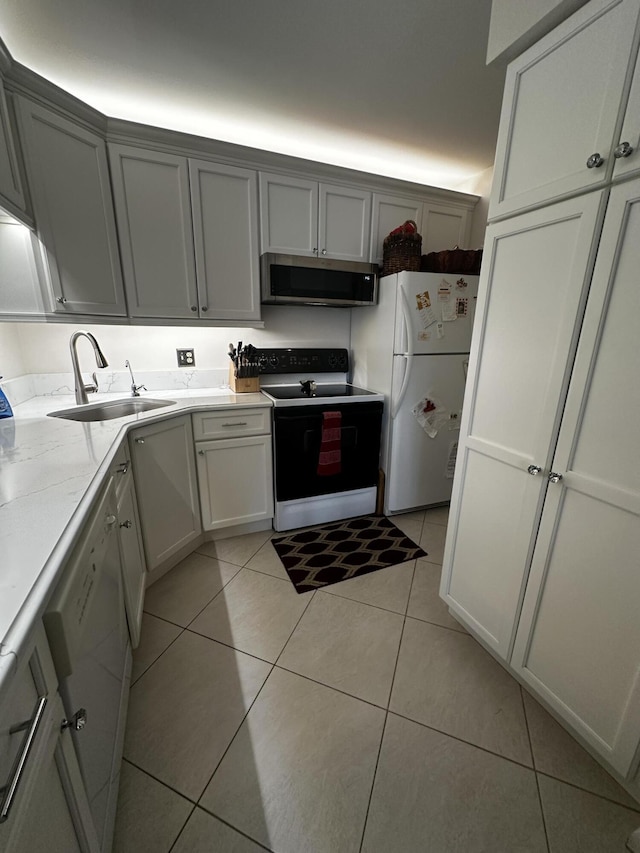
[391, 354, 413, 419]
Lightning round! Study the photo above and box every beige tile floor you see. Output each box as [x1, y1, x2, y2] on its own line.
[114, 508, 640, 853]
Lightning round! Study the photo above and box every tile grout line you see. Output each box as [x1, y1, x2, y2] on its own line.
[520, 685, 551, 853]
[166, 803, 197, 853]
[191, 563, 317, 828]
[357, 558, 418, 853]
[535, 770, 640, 815]
[130, 624, 186, 687]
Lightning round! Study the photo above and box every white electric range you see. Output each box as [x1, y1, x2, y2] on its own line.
[256, 348, 384, 531]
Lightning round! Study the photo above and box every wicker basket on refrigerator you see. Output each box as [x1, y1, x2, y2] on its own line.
[382, 220, 422, 275]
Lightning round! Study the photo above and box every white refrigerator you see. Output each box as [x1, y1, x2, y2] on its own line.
[351, 270, 479, 514]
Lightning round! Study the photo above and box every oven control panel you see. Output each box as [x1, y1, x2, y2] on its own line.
[255, 348, 349, 374]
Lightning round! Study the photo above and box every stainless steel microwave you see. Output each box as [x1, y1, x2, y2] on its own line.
[260, 253, 378, 307]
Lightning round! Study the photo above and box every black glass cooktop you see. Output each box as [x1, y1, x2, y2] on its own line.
[262, 384, 376, 400]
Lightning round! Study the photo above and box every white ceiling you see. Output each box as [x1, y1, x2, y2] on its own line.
[0, 0, 506, 191]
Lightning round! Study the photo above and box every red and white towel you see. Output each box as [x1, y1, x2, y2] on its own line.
[317, 411, 342, 476]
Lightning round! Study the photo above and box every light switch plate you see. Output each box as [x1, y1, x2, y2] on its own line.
[177, 348, 195, 367]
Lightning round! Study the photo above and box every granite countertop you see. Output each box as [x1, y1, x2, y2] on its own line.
[0, 387, 271, 677]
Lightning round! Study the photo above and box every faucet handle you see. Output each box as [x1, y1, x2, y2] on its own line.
[85, 372, 99, 395]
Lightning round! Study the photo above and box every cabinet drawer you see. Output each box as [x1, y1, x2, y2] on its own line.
[192, 408, 271, 440]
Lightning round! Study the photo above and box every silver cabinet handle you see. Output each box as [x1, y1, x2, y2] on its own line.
[313, 247, 318, 254]
[191, 306, 198, 312]
[586, 153, 604, 169]
[527, 465, 543, 476]
[119, 519, 132, 529]
[56, 296, 68, 304]
[106, 514, 117, 527]
[0, 696, 47, 824]
[614, 141, 634, 159]
[321, 248, 327, 255]
[222, 421, 248, 427]
[548, 472, 563, 484]
[135, 438, 145, 444]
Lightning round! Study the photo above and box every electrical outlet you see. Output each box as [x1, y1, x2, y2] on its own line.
[177, 348, 195, 367]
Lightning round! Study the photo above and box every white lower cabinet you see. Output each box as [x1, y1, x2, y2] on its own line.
[193, 409, 273, 531]
[0, 626, 98, 852]
[129, 415, 201, 575]
[442, 177, 640, 780]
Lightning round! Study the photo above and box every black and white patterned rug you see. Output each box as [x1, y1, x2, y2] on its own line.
[271, 514, 427, 594]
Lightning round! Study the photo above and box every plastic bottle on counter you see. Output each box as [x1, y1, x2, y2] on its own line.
[0, 377, 14, 418]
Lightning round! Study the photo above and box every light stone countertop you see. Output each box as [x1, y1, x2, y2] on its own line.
[0, 387, 271, 682]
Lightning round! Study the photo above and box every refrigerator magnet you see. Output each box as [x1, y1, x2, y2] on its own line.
[456, 297, 468, 317]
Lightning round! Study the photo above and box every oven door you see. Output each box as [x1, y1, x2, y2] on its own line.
[273, 402, 382, 500]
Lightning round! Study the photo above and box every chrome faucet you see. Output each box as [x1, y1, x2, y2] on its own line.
[69, 331, 108, 405]
[125, 360, 146, 397]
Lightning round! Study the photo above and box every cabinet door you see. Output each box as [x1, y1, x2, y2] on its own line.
[196, 435, 273, 531]
[190, 159, 261, 321]
[489, 0, 640, 220]
[318, 183, 371, 262]
[259, 172, 318, 255]
[130, 415, 201, 572]
[15, 98, 126, 316]
[439, 191, 606, 659]
[109, 145, 198, 319]
[369, 193, 423, 265]
[117, 477, 146, 648]
[511, 179, 640, 777]
[612, 42, 640, 182]
[0, 628, 98, 852]
[0, 222, 47, 315]
[0, 76, 27, 217]
[421, 202, 472, 254]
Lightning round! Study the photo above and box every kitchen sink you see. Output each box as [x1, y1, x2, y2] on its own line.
[48, 398, 175, 421]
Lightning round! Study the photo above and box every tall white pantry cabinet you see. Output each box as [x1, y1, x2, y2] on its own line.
[440, 0, 640, 785]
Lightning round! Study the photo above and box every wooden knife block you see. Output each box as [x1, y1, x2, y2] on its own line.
[229, 363, 260, 393]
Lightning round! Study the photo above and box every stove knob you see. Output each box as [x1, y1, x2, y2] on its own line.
[268, 355, 279, 368]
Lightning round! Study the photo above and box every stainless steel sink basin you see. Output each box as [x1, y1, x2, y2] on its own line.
[48, 398, 175, 422]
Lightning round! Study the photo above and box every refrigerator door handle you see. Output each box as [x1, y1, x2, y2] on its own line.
[391, 354, 413, 419]
[399, 286, 415, 357]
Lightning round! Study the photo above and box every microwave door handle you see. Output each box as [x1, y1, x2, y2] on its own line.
[399, 285, 415, 356]
[391, 354, 413, 419]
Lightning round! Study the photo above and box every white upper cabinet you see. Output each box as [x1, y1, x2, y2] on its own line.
[369, 193, 423, 265]
[489, 0, 640, 220]
[510, 178, 640, 777]
[190, 159, 261, 322]
[109, 145, 261, 322]
[0, 76, 27, 220]
[259, 172, 371, 262]
[440, 191, 606, 659]
[109, 145, 198, 319]
[318, 183, 371, 261]
[420, 202, 472, 254]
[259, 173, 318, 255]
[613, 41, 640, 182]
[15, 98, 126, 316]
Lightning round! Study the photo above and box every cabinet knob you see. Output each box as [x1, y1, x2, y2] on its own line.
[135, 437, 145, 444]
[56, 296, 68, 304]
[321, 248, 327, 255]
[106, 514, 117, 526]
[201, 305, 208, 312]
[614, 141, 634, 159]
[313, 247, 318, 254]
[191, 305, 198, 312]
[198, 449, 205, 456]
[119, 519, 132, 529]
[586, 153, 604, 169]
[527, 465, 543, 476]
[548, 472, 563, 484]
[116, 461, 129, 474]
